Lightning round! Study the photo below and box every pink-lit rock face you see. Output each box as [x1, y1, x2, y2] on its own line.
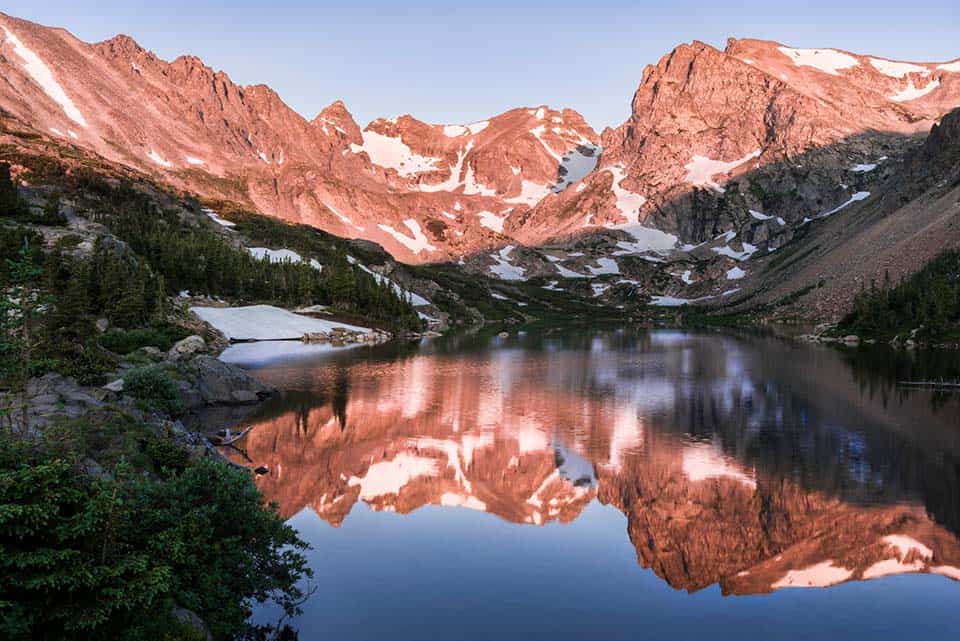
[3, 13, 958, 264]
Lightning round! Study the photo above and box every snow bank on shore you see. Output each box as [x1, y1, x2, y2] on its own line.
[191, 305, 370, 341]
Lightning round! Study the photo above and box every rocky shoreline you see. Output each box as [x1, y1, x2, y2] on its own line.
[6, 332, 277, 462]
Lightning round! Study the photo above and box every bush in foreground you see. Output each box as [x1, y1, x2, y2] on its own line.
[0, 434, 311, 641]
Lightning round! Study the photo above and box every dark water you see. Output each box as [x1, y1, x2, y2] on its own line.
[220, 329, 960, 641]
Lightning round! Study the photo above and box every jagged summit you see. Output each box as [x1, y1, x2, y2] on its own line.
[0, 11, 958, 274]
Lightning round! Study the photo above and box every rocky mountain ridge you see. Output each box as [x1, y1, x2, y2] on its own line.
[2, 12, 959, 321]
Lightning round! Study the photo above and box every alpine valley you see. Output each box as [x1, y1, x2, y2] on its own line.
[2, 11, 959, 330]
[3, 8, 960, 641]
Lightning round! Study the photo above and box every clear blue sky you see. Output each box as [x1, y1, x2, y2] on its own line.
[5, 1, 958, 130]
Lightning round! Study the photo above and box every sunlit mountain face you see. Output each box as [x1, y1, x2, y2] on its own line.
[220, 330, 960, 596]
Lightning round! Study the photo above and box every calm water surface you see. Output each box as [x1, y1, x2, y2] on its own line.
[219, 329, 960, 641]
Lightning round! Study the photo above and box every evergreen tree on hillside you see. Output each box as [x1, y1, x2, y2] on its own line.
[0, 163, 26, 218]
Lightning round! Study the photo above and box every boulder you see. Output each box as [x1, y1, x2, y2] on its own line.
[230, 390, 259, 404]
[171, 607, 212, 641]
[168, 335, 206, 361]
[95, 318, 110, 333]
[190, 355, 275, 405]
[103, 379, 124, 393]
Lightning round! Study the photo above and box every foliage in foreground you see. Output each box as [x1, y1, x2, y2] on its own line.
[839, 249, 960, 342]
[0, 433, 311, 641]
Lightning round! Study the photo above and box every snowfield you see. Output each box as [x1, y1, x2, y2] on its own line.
[889, 78, 940, 102]
[777, 46, 859, 75]
[488, 245, 526, 280]
[478, 210, 508, 233]
[350, 129, 442, 176]
[202, 208, 236, 228]
[726, 266, 746, 280]
[772, 561, 853, 589]
[684, 150, 761, 193]
[554, 144, 600, 192]
[586, 258, 621, 276]
[2, 25, 88, 126]
[868, 57, 929, 78]
[606, 166, 647, 221]
[378, 219, 436, 255]
[191, 305, 370, 341]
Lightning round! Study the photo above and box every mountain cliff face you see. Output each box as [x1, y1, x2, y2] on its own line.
[1, 11, 958, 319]
[518, 38, 958, 244]
[0, 13, 600, 262]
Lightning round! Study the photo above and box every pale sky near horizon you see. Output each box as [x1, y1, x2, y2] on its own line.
[4, 1, 958, 130]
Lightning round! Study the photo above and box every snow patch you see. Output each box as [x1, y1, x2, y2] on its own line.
[684, 150, 761, 193]
[2, 26, 88, 127]
[850, 163, 877, 172]
[862, 558, 925, 579]
[488, 245, 526, 281]
[938, 61, 960, 72]
[530, 125, 563, 163]
[440, 492, 487, 511]
[202, 211, 233, 231]
[378, 219, 436, 255]
[606, 166, 647, 221]
[682, 441, 756, 489]
[772, 561, 854, 588]
[882, 535, 933, 560]
[505, 180, 552, 206]
[554, 144, 600, 192]
[889, 78, 940, 102]
[349, 453, 439, 500]
[713, 242, 758, 262]
[462, 163, 498, 197]
[819, 191, 870, 218]
[324, 202, 364, 232]
[185, 156, 205, 165]
[191, 305, 369, 341]
[478, 210, 508, 233]
[777, 46, 859, 75]
[868, 57, 929, 78]
[554, 263, 588, 279]
[351, 129, 442, 176]
[726, 266, 746, 280]
[586, 258, 620, 276]
[248, 247, 322, 270]
[147, 150, 172, 168]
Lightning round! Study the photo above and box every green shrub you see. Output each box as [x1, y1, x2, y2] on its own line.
[142, 433, 190, 475]
[55, 341, 119, 386]
[100, 325, 190, 355]
[0, 434, 311, 641]
[123, 366, 184, 417]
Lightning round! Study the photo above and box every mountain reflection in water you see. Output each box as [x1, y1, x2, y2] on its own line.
[221, 330, 960, 598]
